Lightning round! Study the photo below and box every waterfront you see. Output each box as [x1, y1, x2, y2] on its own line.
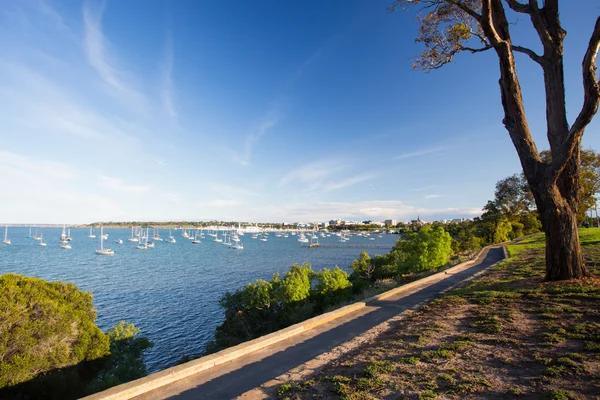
[0, 227, 398, 373]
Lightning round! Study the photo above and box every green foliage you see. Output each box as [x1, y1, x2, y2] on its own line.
[86, 322, 153, 393]
[350, 251, 373, 279]
[395, 225, 453, 272]
[0, 274, 110, 389]
[209, 263, 352, 352]
[0, 275, 152, 398]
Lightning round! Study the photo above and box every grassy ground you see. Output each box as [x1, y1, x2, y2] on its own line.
[275, 229, 600, 399]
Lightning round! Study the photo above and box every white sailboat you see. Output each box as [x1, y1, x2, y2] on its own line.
[60, 225, 67, 243]
[88, 226, 96, 239]
[153, 229, 163, 241]
[95, 224, 114, 255]
[128, 226, 139, 242]
[166, 230, 176, 243]
[192, 230, 201, 244]
[60, 242, 72, 249]
[27, 227, 33, 239]
[39, 233, 47, 247]
[66, 228, 72, 241]
[115, 239, 123, 244]
[33, 228, 42, 241]
[298, 232, 309, 243]
[145, 229, 154, 248]
[136, 232, 148, 250]
[213, 230, 223, 243]
[3, 226, 10, 245]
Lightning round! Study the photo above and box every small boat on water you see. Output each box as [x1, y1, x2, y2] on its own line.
[88, 226, 96, 239]
[3, 226, 10, 245]
[147, 242, 155, 248]
[95, 224, 114, 256]
[66, 228, 72, 241]
[26, 227, 33, 239]
[166, 230, 176, 243]
[128, 226, 139, 242]
[39, 233, 47, 247]
[192, 230, 201, 244]
[115, 239, 123, 244]
[33, 228, 42, 241]
[60, 242, 72, 250]
[231, 242, 243, 250]
[60, 225, 68, 243]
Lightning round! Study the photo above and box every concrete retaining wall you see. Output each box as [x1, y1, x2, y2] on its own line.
[82, 244, 501, 400]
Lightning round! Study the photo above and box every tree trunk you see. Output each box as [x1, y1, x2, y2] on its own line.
[540, 186, 589, 281]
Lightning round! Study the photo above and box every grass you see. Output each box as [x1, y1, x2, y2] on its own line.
[274, 229, 600, 399]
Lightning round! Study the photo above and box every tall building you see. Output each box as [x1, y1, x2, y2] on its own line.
[384, 219, 397, 226]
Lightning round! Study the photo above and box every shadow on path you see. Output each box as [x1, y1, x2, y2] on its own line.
[162, 247, 505, 399]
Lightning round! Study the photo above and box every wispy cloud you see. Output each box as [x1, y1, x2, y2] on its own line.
[394, 146, 453, 160]
[211, 183, 261, 198]
[199, 199, 240, 208]
[280, 159, 377, 193]
[259, 200, 481, 223]
[233, 108, 281, 166]
[410, 184, 437, 192]
[0, 149, 77, 180]
[326, 173, 379, 192]
[97, 174, 150, 193]
[162, 29, 176, 119]
[82, 0, 143, 104]
[280, 159, 348, 188]
[424, 194, 443, 199]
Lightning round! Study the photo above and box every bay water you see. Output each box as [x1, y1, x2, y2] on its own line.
[0, 227, 397, 373]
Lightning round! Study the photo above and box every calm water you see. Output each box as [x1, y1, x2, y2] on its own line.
[0, 227, 397, 373]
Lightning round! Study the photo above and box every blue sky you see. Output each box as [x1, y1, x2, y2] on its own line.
[0, 0, 598, 224]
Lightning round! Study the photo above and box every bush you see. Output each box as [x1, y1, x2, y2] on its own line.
[0, 274, 110, 389]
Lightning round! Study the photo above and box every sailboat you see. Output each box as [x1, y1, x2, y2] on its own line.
[60, 242, 72, 249]
[182, 228, 190, 238]
[128, 226, 139, 242]
[3, 226, 10, 245]
[153, 229, 163, 241]
[66, 228, 72, 241]
[114, 238, 123, 244]
[136, 232, 148, 250]
[26, 227, 33, 239]
[213, 230, 223, 243]
[88, 226, 96, 239]
[60, 225, 68, 243]
[145, 229, 155, 248]
[192, 230, 201, 244]
[298, 232, 309, 243]
[95, 224, 114, 255]
[166, 230, 176, 243]
[33, 228, 42, 241]
[39, 233, 47, 247]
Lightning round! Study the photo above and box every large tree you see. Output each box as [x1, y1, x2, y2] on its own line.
[394, 0, 600, 280]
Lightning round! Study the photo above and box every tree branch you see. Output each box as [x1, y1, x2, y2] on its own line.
[503, 0, 530, 14]
[447, 0, 482, 22]
[461, 45, 493, 53]
[511, 45, 543, 64]
[554, 17, 600, 176]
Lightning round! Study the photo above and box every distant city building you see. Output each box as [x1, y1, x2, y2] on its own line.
[384, 219, 397, 226]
